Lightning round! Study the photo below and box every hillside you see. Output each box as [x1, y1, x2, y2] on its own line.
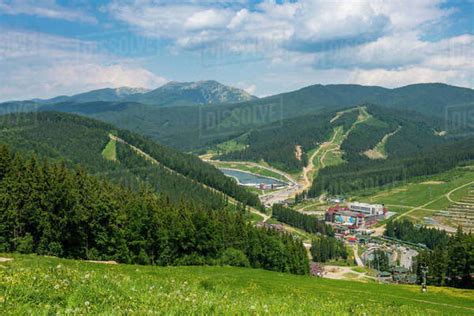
[1, 83, 471, 151]
[212, 104, 474, 202]
[1, 255, 473, 315]
[0, 146, 306, 271]
[0, 112, 261, 209]
[218, 104, 449, 172]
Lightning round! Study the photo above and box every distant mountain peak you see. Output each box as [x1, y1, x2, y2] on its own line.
[138, 80, 258, 105]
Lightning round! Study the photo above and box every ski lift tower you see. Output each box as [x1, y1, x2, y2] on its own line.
[421, 264, 428, 293]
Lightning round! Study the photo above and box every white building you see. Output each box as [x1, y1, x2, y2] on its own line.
[348, 202, 385, 216]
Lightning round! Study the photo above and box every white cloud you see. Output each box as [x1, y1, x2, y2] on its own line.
[0, 29, 167, 101]
[0, 0, 97, 24]
[107, 0, 452, 53]
[1, 0, 471, 100]
[235, 82, 257, 95]
[349, 67, 470, 88]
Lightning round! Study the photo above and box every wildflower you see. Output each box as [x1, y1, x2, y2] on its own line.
[84, 301, 90, 307]
[56, 264, 62, 269]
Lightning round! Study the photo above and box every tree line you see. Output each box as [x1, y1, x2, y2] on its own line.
[309, 137, 474, 196]
[310, 236, 347, 263]
[386, 220, 472, 289]
[413, 228, 472, 289]
[272, 204, 334, 236]
[385, 220, 449, 250]
[0, 145, 309, 275]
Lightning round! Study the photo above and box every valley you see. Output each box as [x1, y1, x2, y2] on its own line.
[2, 2, 474, 314]
[1, 82, 473, 313]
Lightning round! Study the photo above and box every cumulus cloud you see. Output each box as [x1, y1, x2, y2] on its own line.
[106, 0, 452, 53]
[0, 0, 97, 24]
[0, 29, 167, 101]
[1, 0, 471, 100]
[349, 67, 466, 88]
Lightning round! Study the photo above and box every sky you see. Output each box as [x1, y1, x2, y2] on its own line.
[0, 0, 472, 101]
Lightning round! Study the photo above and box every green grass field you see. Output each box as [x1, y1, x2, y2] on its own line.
[101, 138, 117, 162]
[354, 166, 474, 213]
[1, 254, 473, 315]
[213, 139, 247, 154]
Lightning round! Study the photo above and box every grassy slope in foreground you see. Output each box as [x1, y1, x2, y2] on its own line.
[1, 255, 473, 315]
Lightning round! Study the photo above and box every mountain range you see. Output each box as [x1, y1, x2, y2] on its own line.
[0, 81, 472, 153]
[28, 80, 257, 106]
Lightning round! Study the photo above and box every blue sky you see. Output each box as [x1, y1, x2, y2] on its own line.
[0, 0, 472, 101]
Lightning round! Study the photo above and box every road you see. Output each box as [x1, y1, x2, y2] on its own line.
[399, 248, 418, 269]
[259, 128, 340, 207]
[200, 107, 370, 208]
[446, 181, 474, 205]
[205, 159, 300, 207]
[353, 244, 364, 267]
[372, 180, 474, 235]
[397, 181, 474, 219]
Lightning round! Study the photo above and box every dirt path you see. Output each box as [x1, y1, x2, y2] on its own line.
[300, 128, 340, 192]
[323, 265, 374, 281]
[109, 134, 270, 222]
[364, 126, 401, 160]
[398, 181, 474, 220]
[385, 204, 444, 212]
[353, 244, 364, 267]
[295, 145, 302, 161]
[330, 107, 359, 123]
[446, 181, 474, 205]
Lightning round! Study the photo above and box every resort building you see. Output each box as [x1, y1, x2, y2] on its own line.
[325, 202, 387, 229]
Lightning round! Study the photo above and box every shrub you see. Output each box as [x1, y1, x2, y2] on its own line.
[15, 234, 34, 254]
[220, 248, 250, 267]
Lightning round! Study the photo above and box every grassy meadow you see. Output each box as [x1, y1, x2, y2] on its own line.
[101, 138, 117, 162]
[354, 166, 474, 213]
[1, 254, 473, 315]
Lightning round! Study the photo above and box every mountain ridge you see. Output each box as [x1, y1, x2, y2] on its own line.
[1, 82, 472, 151]
[21, 80, 257, 107]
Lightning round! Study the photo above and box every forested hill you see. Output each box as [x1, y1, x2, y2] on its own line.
[0, 144, 308, 273]
[0, 83, 471, 151]
[0, 112, 261, 209]
[215, 103, 474, 195]
[219, 104, 450, 173]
